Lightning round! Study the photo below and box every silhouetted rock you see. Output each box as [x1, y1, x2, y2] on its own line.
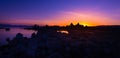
[70, 23, 74, 27]
[6, 38, 11, 44]
[5, 28, 10, 31]
[0, 25, 120, 58]
[15, 33, 23, 39]
[31, 32, 36, 38]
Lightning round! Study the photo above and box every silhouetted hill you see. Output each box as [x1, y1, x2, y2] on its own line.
[0, 24, 120, 58]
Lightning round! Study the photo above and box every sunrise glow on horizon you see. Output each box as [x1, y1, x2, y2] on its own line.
[0, 0, 120, 26]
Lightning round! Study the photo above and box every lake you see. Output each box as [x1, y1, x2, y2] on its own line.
[0, 28, 36, 45]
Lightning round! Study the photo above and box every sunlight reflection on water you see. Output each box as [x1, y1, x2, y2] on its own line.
[57, 30, 69, 34]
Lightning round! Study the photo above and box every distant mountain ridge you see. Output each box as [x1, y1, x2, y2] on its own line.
[0, 24, 31, 28]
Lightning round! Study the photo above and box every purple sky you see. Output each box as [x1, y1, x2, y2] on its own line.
[0, 0, 120, 26]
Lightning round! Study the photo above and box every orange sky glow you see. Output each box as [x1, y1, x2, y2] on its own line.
[0, 11, 120, 26]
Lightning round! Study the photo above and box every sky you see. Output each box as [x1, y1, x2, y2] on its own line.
[0, 0, 120, 26]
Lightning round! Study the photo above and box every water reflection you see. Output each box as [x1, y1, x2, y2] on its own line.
[57, 30, 69, 34]
[0, 28, 36, 45]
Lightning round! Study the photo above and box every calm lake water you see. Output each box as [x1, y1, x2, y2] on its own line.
[0, 28, 36, 45]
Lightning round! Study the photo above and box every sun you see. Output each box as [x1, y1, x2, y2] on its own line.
[80, 21, 98, 26]
[82, 24, 91, 27]
[80, 22, 90, 26]
[82, 24, 88, 27]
